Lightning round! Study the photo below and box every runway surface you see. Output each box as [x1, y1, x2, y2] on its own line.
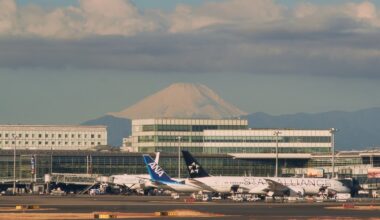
[0, 195, 379, 219]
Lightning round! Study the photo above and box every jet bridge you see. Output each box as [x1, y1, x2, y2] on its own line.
[45, 173, 100, 185]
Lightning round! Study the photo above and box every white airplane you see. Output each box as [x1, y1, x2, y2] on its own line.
[98, 153, 161, 192]
[143, 154, 203, 193]
[182, 150, 351, 197]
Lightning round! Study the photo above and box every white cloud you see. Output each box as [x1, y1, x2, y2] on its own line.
[1, 0, 380, 38]
[0, 0, 380, 78]
[167, 0, 284, 33]
[0, 0, 157, 38]
[79, 0, 156, 36]
[0, 0, 17, 34]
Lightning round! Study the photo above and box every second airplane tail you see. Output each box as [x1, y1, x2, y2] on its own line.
[182, 150, 210, 178]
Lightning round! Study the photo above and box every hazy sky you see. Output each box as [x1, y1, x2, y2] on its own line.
[1, 0, 380, 124]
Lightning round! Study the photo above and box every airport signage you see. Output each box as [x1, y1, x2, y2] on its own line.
[31, 155, 35, 174]
[306, 168, 324, 178]
[367, 168, 380, 178]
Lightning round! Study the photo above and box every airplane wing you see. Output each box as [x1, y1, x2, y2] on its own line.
[186, 178, 216, 193]
[264, 179, 290, 195]
[135, 176, 151, 180]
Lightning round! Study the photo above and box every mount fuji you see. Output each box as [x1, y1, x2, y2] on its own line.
[82, 83, 246, 146]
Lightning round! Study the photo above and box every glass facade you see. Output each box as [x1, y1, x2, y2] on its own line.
[132, 119, 332, 155]
[0, 150, 309, 181]
[307, 157, 363, 167]
[142, 124, 247, 132]
[204, 136, 331, 143]
[0, 150, 379, 186]
[0, 154, 50, 183]
[132, 118, 249, 153]
[138, 146, 330, 154]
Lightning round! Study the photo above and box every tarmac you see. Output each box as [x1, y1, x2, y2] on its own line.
[0, 195, 379, 219]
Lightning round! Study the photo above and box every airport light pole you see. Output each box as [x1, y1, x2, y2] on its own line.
[330, 128, 338, 178]
[12, 134, 19, 195]
[177, 136, 181, 179]
[274, 130, 281, 177]
[50, 146, 53, 174]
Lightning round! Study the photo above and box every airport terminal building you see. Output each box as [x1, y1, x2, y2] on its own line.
[129, 118, 332, 155]
[0, 125, 107, 150]
[0, 149, 378, 191]
[0, 119, 379, 192]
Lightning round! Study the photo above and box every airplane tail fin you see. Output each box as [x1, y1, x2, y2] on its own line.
[154, 152, 160, 164]
[181, 150, 210, 178]
[143, 154, 177, 184]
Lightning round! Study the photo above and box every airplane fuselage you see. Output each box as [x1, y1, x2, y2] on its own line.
[189, 176, 350, 195]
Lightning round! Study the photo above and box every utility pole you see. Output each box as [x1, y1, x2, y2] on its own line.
[274, 130, 281, 177]
[330, 128, 338, 178]
[274, 131, 280, 177]
[177, 136, 181, 179]
[50, 146, 53, 174]
[12, 134, 19, 195]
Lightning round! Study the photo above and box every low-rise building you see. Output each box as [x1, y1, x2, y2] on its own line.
[0, 125, 107, 150]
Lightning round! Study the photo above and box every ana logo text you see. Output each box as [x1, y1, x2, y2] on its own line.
[148, 162, 164, 177]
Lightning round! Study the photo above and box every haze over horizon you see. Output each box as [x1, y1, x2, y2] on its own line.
[1, 0, 380, 124]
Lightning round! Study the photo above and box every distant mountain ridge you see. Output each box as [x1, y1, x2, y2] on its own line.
[243, 107, 380, 150]
[82, 115, 131, 147]
[108, 83, 246, 119]
[81, 83, 380, 150]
